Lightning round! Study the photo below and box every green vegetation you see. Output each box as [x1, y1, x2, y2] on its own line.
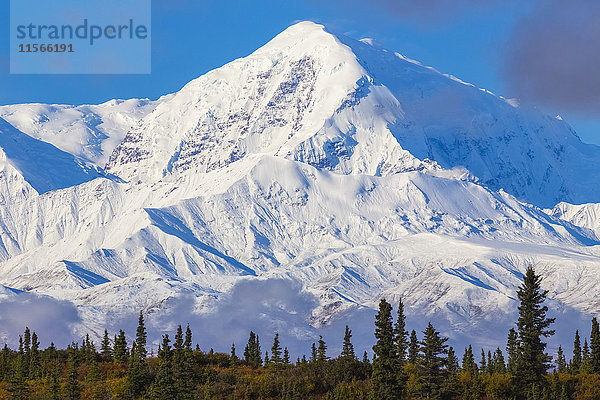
[1, 266, 599, 399]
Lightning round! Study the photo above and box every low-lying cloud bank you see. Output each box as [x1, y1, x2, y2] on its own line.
[1, 278, 594, 362]
[0, 288, 81, 347]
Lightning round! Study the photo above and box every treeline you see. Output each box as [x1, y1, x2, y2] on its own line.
[1, 267, 600, 399]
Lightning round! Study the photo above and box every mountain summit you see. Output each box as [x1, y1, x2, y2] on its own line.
[106, 21, 600, 207]
[0, 22, 599, 348]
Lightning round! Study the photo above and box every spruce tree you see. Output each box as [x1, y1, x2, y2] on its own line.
[572, 330, 582, 373]
[243, 331, 262, 368]
[341, 325, 356, 360]
[22, 327, 30, 379]
[317, 335, 328, 362]
[270, 333, 283, 367]
[184, 324, 193, 351]
[113, 330, 128, 363]
[65, 347, 80, 400]
[446, 346, 459, 373]
[283, 347, 290, 365]
[462, 345, 478, 375]
[135, 311, 148, 361]
[311, 343, 317, 362]
[371, 298, 402, 400]
[515, 266, 555, 390]
[506, 327, 519, 375]
[49, 360, 61, 400]
[83, 334, 96, 364]
[127, 312, 149, 398]
[487, 350, 494, 374]
[149, 335, 177, 399]
[557, 346, 567, 373]
[395, 299, 409, 365]
[581, 339, 593, 373]
[9, 350, 29, 400]
[419, 322, 448, 400]
[442, 347, 461, 400]
[254, 334, 262, 366]
[173, 324, 195, 399]
[173, 325, 184, 394]
[101, 329, 113, 362]
[29, 331, 40, 379]
[408, 330, 419, 364]
[231, 343, 239, 373]
[127, 342, 142, 398]
[590, 317, 600, 373]
[494, 347, 506, 374]
[230, 343, 238, 363]
[182, 324, 196, 394]
[480, 349, 487, 373]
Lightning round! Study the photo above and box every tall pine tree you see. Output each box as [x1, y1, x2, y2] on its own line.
[506, 328, 519, 375]
[494, 347, 506, 374]
[462, 345, 478, 375]
[515, 266, 555, 391]
[419, 322, 448, 400]
[127, 311, 149, 398]
[572, 330, 582, 373]
[590, 317, 600, 373]
[371, 298, 403, 400]
[341, 325, 355, 360]
[113, 330, 129, 363]
[270, 333, 283, 367]
[243, 331, 262, 368]
[408, 330, 419, 365]
[65, 347, 80, 400]
[317, 336, 328, 362]
[395, 299, 409, 365]
[149, 334, 176, 399]
[101, 329, 113, 362]
[556, 346, 567, 373]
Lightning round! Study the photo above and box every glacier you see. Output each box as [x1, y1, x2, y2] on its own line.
[0, 21, 599, 354]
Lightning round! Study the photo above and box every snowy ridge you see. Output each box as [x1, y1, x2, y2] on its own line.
[0, 98, 160, 166]
[550, 202, 600, 236]
[0, 21, 599, 349]
[0, 117, 106, 194]
[107, 21, 600, 207]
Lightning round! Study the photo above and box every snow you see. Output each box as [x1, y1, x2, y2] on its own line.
[1, 21, 600, 351]
[0, 98, 160, 166]
[0, 117, 106, 194]
[549, 202, 600, 236]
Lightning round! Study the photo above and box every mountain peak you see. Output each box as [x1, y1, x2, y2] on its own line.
[252, 20, 353, 62]
[103, 22, 600, 207]
[280, 21, 326, 35]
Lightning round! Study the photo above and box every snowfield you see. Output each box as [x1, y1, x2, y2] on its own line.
[0, 21, 599, 353]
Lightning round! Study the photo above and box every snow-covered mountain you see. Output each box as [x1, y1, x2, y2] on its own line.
[549, 202, 600, 236]
[1, 21, 599, 351]
[106, 21, 600, 208]
[0, 117, 106, 195]
[0, 98, 160, 166]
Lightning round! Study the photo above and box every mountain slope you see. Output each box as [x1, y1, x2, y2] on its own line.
[0, 98, 160, 166]
[550, 202, 600, 236]
[0, 117, 106, 194]
[0, 21, 599, 350]
[1, 154, 599, 346]
[107, 21, 600, 208]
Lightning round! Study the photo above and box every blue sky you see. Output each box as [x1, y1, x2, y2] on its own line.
[1, 0, 598, 144]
